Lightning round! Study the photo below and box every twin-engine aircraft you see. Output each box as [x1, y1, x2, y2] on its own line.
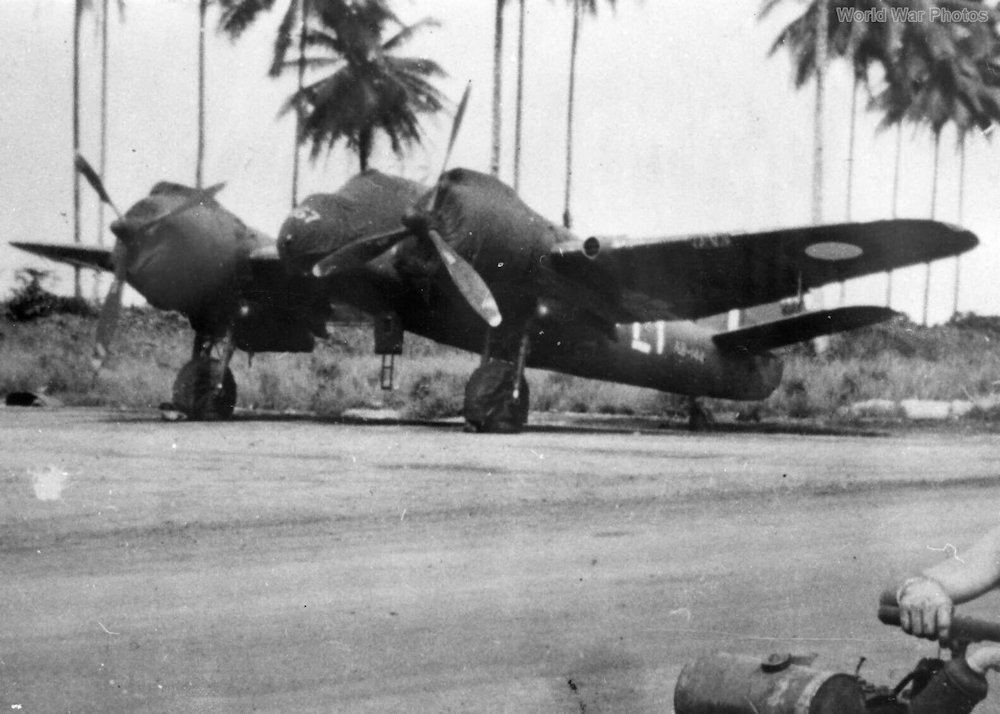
[13, 138, 978, 431]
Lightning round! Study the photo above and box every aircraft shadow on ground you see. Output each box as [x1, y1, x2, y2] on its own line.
[93, 407, 885, 439]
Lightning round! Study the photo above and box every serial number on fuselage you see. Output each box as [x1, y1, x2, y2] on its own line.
[688, 234, 733, 250]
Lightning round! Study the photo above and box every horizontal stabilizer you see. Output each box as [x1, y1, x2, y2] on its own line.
[11, 242, 115, 273]
[712, 306, 897, 354]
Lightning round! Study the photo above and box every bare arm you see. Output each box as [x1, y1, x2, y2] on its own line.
[897, 525, 1000, 640]
[922, 524, 1000, 604]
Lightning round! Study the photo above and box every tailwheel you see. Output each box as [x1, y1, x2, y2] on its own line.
[464, 360, 529, 434]
[171, 357, 237, 420]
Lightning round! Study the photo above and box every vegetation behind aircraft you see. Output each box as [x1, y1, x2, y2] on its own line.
[4, 273, 1000, 425]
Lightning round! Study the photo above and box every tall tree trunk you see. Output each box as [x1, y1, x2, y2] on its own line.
[513, 0, 526, 193]
[73, 0, 84, 299]
[840, 72, 859, 307]
[292, 0, 308, 207]
[490, 0, 504, 178]
[359, 127, 372, 173]
[98, 0, 109, 249]
[196, 0, 207, 189]
[95, 0, 110, 301]
[923, 129, 941, 326]
[563, 0, 581, 230]
[846, 74, 858, 222]
[811, 0, 827, 226]
[954, 132, 966, 317]
[810, 0, 828, 323]
[887, 121, 903, 307]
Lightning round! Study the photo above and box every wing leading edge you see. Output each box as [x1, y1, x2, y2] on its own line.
[549, 219, 978, 322]
[11, 242, 115, 273]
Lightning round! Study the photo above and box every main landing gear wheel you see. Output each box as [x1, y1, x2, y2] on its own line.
[171, 358, 237, 420]
[464, 360, 529, 434]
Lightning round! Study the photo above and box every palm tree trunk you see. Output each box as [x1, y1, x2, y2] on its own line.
[846, 74, 858, 222]
[513, 0, 526, 193]
[811, 0, 827, 226]
[887, 121, 903, 307]
[840, 72, 859, 307]
[95, 0, 110, 301]
[563, 0, 581, 230]
[923, 129, 941, 326]
[954, 132, 966, 317]
[291, 0, 308, 207]
[490, 0, 504, 178]
[98, 0, 109, 250]
[809, 0, 828, 327]
[73, 0, 84, 299]
[196, 0, 207, 189]
[359, 127, 372, 173]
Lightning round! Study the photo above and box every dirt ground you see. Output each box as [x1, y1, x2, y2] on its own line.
[1, 407, 999, 713]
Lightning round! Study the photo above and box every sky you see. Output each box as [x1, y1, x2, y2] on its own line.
[2, 0, 999, 325]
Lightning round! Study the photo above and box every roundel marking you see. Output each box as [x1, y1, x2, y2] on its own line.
[804, 241, 863, 261]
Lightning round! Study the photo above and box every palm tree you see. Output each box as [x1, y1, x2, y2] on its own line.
[875, 9, 999, 324]
[218, 1, 396, 203]
[562, 0, 617, 230]
[946, 11, 1000, 315]
[764, 0, 896, 304]
[279, 14, 446, 172]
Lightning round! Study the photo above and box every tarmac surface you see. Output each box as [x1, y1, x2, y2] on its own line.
[1, 407, 999, 713]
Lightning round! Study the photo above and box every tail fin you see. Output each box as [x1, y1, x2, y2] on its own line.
[711, 306, 896, 355]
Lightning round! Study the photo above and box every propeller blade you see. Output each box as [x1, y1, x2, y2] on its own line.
[440, 83, 471, 183]
[426, 228, 501, 328]
[75, 153, 122, 219]
[425, 82, 471, 211]
[134, 182, 226, 233]
[312, 227, 412, 278]
[92, 244, 128, 370]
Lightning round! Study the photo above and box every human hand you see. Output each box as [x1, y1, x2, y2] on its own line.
[967, 646, 1000, 674]
[898, 576, 953, 640]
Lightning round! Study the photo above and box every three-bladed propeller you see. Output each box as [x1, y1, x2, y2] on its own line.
[75, 153, 225, 367]
[311, 85, 501, 328]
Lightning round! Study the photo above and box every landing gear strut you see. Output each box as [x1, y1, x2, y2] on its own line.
[169, 330, 238, 420]
[464, 329, 531, 433]
[688, 397, 712, 432]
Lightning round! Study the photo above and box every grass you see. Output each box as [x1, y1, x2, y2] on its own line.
[3, 280, 1000, 424]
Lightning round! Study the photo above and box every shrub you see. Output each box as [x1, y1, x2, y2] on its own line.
[4, 269, 95, 322]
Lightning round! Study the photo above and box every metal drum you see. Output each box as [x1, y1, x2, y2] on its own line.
[674, 652, 867, 714]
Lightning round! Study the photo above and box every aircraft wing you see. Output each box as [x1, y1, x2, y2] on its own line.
[11, 242, 115, 273]
[548, 219, 978, 322]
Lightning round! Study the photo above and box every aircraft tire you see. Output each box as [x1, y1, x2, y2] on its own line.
[463, 360, 529, 434]
[172, 358, 237, 421]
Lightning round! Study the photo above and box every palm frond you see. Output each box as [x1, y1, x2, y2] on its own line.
[268, 0, 300, 76]
[381, 17, 441, 53]
[217, 0, 278, 40]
